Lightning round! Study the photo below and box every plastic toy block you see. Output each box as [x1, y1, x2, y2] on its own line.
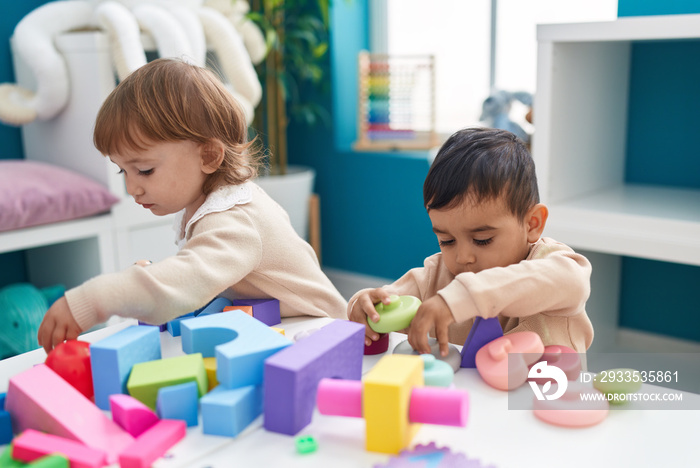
[200, 385, 262, 437]
[0, 408, 12, 445]
[317, 377, 469, 427]
[295, 435, 318, 454]
[5, 364, 134, 463]
[533, 382, 609, 427]
[90, 325, 161, 410]
[223, 305, 253, 316]
[157, 381, 199, 427]
[23, 454, 69, 467]
[231, 298, 281, 326]
[12, 429, 106, 468]
[364, 333, 389, 355]
[118, 419, 186, 468]
[263, 320, 365, 435]
[45, 340, 94, 400]
[475, 331, 544, 391]
[203, 357, 218, 391]
[420, 354, 453, 387]
[166, 312, 195, 337]
[529, 345, 581, 385]
[127, 353, 207, 410]
[0, 444, 24, 468]
[368, 295, 421, 333]
[460, 317, 503, 368]
[393, 338, 461, 372]
[271, 327, 285, 335]
[181, 310, 292, 389]
[194, 297, 233, 317]
[363, 354, 424, 454]
[139, 321, 167, 332]
[109, 394, 159, 437]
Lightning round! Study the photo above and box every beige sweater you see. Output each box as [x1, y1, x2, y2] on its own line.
[348, 237, 594, 352]
[67, 182, 347, 331]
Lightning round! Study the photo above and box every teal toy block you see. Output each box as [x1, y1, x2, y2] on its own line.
[127, 353, 207, 410]
[166, 312, 195, 337]
[200, 385, 262, 437]
[90, 325, 161, 410]
[157, 381, 199, 427]
[181, 310, 292, 389]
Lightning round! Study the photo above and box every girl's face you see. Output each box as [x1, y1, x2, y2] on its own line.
[428, 195, 542, 276]
[110, 140, 210, 219]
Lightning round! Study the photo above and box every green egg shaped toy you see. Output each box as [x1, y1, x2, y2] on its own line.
[368, 294, 421, 333]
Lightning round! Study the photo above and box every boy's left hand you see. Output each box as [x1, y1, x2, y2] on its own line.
[407, 295, 455, 357]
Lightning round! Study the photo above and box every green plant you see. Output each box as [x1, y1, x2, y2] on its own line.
[248, 0, 332, 174]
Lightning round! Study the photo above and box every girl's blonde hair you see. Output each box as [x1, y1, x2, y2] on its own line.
[94, 58, 260, 194]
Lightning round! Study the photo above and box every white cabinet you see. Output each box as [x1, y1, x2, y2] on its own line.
[533, 14, 700, 351]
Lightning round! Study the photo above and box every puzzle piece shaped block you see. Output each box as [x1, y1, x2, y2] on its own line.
[12, 429, 107, 467]
[231, 298, 281, 326]
[118, 419, 186, 468]
[475, 331, 544, 391]
[90, 325, 161, 410]
[127, 353, 207, 410]
[263, 320, 365, 435]
[460, 317, 503, 368]
[181, 310, 292, 389]
[200, 385, 262, 437]
[157, 381, 199, 427]
[5, 364, 134, 464]
[166, 313, 195, 337]
[44, 340, 94, 400]
[109, 394, 159, 437]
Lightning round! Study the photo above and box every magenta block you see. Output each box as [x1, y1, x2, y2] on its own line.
[316, 378, 363, 417]
[364, 333, 389, 355]
[110, 394, 159, 437]
[118, 419, 186, 468]
[232, 298, 281, 326]
[460, 317, 503, 368]
[263, 320, 365, 435]
[12, 429, 106, 468]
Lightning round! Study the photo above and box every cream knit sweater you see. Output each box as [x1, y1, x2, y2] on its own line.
[66, 182, 347, 331]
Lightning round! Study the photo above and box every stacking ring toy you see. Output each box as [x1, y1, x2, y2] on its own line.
[368, 295, 421, 333]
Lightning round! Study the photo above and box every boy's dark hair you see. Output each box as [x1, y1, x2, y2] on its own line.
[423, 127, 539, 220]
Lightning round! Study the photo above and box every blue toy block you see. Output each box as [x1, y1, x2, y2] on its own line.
[200, 385, 262, 437]
[181, 310, 292, 389]
[157, 381, 199, 427]
[460, 317, 503, 368]
[166, 313, 196, 337]
[90, 325, 162, 410]
[0, 409, 12, 445]
[139, 321, 167, 331]
[195, 297, 233, 317]
[232, 298, 281, 326]
[263, 320, 365, 435]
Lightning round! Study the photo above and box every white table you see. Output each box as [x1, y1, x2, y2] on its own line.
[1, 317, 698, 468]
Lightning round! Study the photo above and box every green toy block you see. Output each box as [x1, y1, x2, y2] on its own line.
[295, 435, 318, 454]
[0, 444, 25, 467]
[368, 295, 421, 333]
[127, 353, 207, 410]
[27, 454, 69, 467]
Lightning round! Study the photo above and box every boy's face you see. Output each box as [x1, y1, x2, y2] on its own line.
[428, 195, 535, 276]
[110, 140, 209, 218]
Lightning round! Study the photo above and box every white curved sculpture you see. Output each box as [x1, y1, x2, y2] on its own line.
[0, 0, 266, 127]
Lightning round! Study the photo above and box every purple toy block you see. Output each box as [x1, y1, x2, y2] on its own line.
[232, 298, 281, 326]
[181, 310, 292, 388]
[90, 325, 162, 410]
[139, 321, 167, 332]
[263, 320, 365, 435]
[460, 317, 503, 368]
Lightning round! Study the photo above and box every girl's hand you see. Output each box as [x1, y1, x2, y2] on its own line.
[407, 295, 455, 356]
[348, 288, 393, 346]
[37, 296, 83, 354]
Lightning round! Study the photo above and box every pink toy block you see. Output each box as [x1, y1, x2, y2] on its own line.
[263, 320, 365, 435]
[5, 364, 134, 464]
[316, 378, 469, 427]
[12, 429, 107, 468]
[45, 340, 94, 400]
[460, 317, 503, 368]
[364, 333, 389, 355]
[533, 382, 609, 427]
[109, 394, 159, 437]
[90, 325, 162, 410]
[181, 310, 292, 389]
[475, 331, 544, 391]
[528, 345, 581, 384]
[118, 419, 186, 468]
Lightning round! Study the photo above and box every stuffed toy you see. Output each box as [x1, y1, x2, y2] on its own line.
[479, 90, 533, 145]
[0, 283, 65, 358]
[0, 0, 265, 127]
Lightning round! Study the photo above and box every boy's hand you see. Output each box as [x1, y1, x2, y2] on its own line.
[407, 295, 455, 356]
[348, 288, 393, 346]
[37, 296, 83, 354]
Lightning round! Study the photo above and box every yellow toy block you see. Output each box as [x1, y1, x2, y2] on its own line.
[203, 357, 218, 391]
[271, 327, 285, 336]
[362, 354, 423, 454]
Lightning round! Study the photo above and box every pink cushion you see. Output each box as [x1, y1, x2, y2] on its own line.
[0, 160, 119, 232]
